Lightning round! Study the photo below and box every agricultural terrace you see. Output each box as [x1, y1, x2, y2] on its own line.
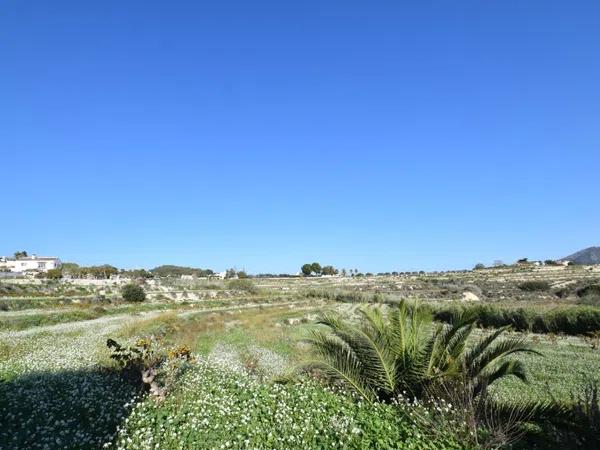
[1, 264, 599, 449]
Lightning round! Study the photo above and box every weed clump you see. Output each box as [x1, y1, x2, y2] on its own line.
[227, 279, 258, 294]
[518, 281, 550, 292]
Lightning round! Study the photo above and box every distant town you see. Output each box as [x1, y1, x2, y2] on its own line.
[2, 248, 597, 281]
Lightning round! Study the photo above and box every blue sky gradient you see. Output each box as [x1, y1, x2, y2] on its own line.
[2, 1, 599, 273]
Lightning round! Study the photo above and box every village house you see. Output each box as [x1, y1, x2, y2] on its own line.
[0, 255, 62, 273]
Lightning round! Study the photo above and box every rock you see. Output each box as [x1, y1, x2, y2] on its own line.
[462, 291, 480, 302]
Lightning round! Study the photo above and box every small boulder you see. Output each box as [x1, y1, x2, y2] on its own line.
[462, 291, 480, 302]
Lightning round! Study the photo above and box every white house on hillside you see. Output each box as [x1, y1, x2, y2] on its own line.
[0, 255, 62, 273]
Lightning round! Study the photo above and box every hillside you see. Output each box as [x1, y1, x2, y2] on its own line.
[561, 246, 600, 265]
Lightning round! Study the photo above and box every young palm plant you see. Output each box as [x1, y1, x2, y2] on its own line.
[302, 301, 538, 403]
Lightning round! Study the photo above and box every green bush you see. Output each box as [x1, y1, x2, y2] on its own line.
[518, 281, 550, 292]
[121, 283, 146, 303]
[45, 268, 63, 279]
[577, 285, 600, 298]
[428, 303, 600, 335]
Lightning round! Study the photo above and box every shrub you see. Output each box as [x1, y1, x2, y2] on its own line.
[121, 283, 146, 303]
[577, 284, 600, 298]
[45, 268, 63, 279]
[302, 301, 536, 403]
[429, 304, 600, 336]
[334, 291, 367, 303]
[227, 279, 258, 294]
[518, 281, 550, 292]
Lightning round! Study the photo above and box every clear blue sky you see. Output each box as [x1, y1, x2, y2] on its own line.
[1, 1, 599, 273]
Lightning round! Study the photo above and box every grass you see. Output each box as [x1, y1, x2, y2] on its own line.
[119, 305, 324, 363]
[0, 296, 314, 332]
[116, 302, 600, 405]
[491, 332, 600, 403]
[0, 308, 107, 330]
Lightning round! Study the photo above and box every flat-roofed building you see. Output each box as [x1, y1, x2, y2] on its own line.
[0, 255, 62, 273]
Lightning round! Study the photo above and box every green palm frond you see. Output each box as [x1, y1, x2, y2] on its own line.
[463, 326, 511, 370]
[468, 336, 540, 380]
[475, 359, 528, 396]
[487, 399, 575, 428]
[327, 315, 397, 395]
[300, 300, 539, 404]
[301, 329, 375, 402]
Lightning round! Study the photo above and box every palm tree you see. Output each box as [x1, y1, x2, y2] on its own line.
[302, 301, 538, 403]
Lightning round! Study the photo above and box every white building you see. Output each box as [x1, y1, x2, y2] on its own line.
[0, 255, 62, 273]
[209, 271, 228, 279]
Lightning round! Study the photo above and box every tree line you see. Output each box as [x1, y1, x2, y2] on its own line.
[300, 262, 339, 276]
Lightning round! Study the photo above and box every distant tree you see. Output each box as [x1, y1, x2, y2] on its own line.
[225, 268, 237, 279]
[60, 262, 81, 278]
[321, 265, 338, 276]
[120, 269, 154, 279]
[150, 265, 213, 278]
[517, 258, 529, 264]
[14, 251, 28, 259]
[87, 265, 118, 279]
[301, 264, 313, 276]
[473, 263, 486, 270]
[121, 283, 146, 303]
[544, 259, 558, 266]
[45, 268, 63, 280]
[237, 270, 248, 279]
[341, 268, 347, 277]
[310, 262, 322, 275]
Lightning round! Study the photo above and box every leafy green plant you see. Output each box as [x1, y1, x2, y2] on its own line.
[302, 301, 537, 403]
[121, 283, 146, 302]
[107, 337, 157, 385]
[113, 358, 464, 449]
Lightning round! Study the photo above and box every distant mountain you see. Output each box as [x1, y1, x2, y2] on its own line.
[561, 246, 600, 265]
